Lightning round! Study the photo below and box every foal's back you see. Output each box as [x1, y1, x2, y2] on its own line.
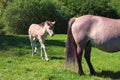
[28, 24, 43, 37]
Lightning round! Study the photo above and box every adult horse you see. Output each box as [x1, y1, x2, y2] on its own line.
[66, 15, 120, 75]
[28, 21, 55, 61]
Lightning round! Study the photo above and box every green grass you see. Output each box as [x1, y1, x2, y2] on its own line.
[0, 34, 120, 80]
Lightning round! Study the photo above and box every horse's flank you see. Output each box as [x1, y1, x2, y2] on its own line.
[73, 15, 120, 52]
[90, 15, 120, 52]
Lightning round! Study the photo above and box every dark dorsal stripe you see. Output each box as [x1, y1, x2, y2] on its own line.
[39, 22, 45, 27]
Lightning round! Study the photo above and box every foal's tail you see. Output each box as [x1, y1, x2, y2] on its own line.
[66, 17, 77, 66]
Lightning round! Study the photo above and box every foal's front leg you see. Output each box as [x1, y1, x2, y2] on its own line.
[39, 39, 49, 61]
[40, 46, 43, 59]
[42, 45, 49, 61]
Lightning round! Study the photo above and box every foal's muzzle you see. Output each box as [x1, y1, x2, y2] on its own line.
[48, 31, 54, 37]
[50, 33, 54, 37]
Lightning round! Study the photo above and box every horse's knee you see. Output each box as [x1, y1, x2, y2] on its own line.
[84, 50, 90, 60]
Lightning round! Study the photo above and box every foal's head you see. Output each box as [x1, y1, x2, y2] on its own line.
[44, 21, 55, 36]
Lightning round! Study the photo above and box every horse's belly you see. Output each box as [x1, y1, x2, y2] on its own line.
[91, 37, 120, 52]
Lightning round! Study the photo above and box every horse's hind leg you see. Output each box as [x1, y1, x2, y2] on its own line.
[84, 41, 96, 75]
[76, 45, 84, 75]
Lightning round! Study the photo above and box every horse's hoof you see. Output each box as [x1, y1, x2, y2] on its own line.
[79, 73, 85, 75]
[78, 71, 85, 75]
[90, 72, 97, 75]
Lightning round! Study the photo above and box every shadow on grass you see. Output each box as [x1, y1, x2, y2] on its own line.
[50, 56, 65, 60]
[96, 70, 120, 79]
[0, 35, 65, 56]
[45, 40, 65, 47]
[0, 35, 30, 50]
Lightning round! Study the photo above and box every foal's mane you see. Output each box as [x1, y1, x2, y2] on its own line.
[39, 22, 45, 27]
[38, 21, 52, 27]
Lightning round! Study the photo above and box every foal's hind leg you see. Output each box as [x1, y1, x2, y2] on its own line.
[84, 41, 96, 75]
[33, 40, 37, 54]
[29, 36, 37, 56]
[29, 35, 34, 56]
[40, 46, 43, 59]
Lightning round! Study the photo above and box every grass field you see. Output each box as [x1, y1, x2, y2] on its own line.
[0, 34, 120, 80]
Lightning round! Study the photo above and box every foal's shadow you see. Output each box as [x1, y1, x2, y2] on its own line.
[95, 70, 120, 79]
[45, 40, 65, 47]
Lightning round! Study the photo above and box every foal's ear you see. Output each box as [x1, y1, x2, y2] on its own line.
[52, 21, 56, 25]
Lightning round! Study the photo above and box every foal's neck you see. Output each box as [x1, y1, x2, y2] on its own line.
[41, 27, 48, 39]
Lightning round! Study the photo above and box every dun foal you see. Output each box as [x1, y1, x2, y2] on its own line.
[28, 21, 55, 61]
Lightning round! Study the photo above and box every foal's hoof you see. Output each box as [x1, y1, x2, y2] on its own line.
[46, 58, 49, 62]
[34, 49, 37, 54]
[34, 52, 37, 54]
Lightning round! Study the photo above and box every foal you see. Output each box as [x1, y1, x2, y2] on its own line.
[28, 21, 55, 61]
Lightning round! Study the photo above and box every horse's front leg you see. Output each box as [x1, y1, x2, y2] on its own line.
[76, 45, 84, 75]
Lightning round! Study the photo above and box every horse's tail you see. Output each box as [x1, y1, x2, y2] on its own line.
[66, 17, 77, 66]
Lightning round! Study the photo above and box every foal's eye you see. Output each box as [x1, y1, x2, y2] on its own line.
[49, 27, 52, 29]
